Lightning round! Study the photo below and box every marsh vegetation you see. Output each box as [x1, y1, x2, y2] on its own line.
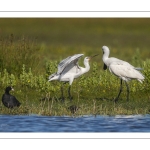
[0, 18, 150, 116]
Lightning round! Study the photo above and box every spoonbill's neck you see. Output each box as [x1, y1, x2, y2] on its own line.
[83, 60, 90, 74]
[103, 53, 109, 63]
[102, 47, 110, 64]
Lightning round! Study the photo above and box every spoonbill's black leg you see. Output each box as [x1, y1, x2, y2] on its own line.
[60, 83, 65, 101]
[114, 79, 123, 103]
[68, 85, 73, 101]
[125, 81, 130, 101]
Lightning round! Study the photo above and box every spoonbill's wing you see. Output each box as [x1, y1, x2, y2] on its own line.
[57, 54, 84, 75]
[109, 62, 145, 82]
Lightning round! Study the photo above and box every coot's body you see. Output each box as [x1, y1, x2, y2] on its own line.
[2, 87, 21, 108]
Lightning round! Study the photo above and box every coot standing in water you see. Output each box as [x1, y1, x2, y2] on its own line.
[2, 86, 21, 108]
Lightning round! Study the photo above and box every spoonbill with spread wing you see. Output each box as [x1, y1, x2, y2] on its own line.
[49, 54, 98, 101]
[102, 46, 145, 102]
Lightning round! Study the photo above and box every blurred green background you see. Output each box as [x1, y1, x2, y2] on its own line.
[1, 18, 150, 62]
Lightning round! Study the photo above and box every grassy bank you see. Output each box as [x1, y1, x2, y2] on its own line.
[0, 56, 150, 116]
[0, 18, 150, 116]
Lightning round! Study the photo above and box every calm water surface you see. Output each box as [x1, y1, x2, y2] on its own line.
[0, 114, 150, 132]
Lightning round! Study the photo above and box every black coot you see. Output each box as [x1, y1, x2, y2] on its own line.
[2, 86, 21, 108]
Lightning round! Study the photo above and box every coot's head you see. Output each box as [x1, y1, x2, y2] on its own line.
[5, 86, 14, 93]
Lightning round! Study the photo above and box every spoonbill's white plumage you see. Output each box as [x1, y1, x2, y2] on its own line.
[49, 54, 98, 101]
[102, 46, 145, 102]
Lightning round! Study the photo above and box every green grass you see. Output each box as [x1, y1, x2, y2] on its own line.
[0, 18, 150, 116]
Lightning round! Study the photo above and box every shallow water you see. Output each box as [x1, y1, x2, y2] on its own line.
[0, 114, 150, 132]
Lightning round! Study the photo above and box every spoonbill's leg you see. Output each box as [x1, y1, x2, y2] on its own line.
[68, 85, 73, 101]
[60, 83, 65, 101]
[125, 81, 130, 101]
[114, 79, 123, 103]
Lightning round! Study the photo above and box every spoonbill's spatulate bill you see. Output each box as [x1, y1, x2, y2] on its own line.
[102, 46, 145, 102]
[49, 54, 98, 101]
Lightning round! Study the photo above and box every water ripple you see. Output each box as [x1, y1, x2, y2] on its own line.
[0, 114, 150, 132]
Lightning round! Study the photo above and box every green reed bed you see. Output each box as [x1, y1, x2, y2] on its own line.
[0, 58, 150, 116]
[0, 18, 150, 116]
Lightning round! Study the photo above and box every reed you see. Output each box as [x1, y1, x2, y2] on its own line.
[0, 56, 149, 116]
[0, 18, 150, 116]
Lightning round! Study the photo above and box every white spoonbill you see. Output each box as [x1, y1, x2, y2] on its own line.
[102, 46, 145, 102]
[49, 54, 98, 101]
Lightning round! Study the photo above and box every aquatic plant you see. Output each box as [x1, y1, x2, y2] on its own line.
[0, 58, 149, 116]
[0, 35, 40, 76]
[0, 18, 150, 116]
